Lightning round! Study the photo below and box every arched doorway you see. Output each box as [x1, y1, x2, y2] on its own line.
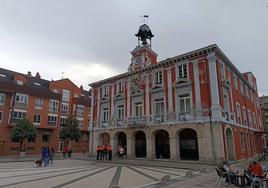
[155, 130, 170, 159]
[179, 129, 199, 160]
[226, 128, 235, 160]
[115, 132, 127, 155]
[99, 133, 110, 146]
[135, 131, 146, 158]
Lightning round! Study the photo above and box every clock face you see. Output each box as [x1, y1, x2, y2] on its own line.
[135, 55, 142, 64]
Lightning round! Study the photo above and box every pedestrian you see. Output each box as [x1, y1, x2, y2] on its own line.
[49, 148, 55, 165]
[104, 144, 108, 160]
[100, 145, 104, 160]
[108, 145, 112, 161]
[119, 146, 125, 159]
[96, 145, 101, 160]
[41, 147, 48, 167]
[68, 145, 72, 159]
[63, 145, 68, 159]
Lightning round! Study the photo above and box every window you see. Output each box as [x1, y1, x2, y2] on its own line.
[135, 102, 143, 117]
[155, 98, 165, 116]
[33, 114, 41, 124]
[103, 85, 109, 97]
[62, 89, 70, 102]
[233, 74, 238, 90]
[83, 135, 88, 143]
[248, 110, 252, 127]
[155, 71, 163, 84]
[60, 116, 67, 125]
[16, 80, 23, 85]
[15, 94, 28, 104]
[253, 113, 256, 127]
[48, 115, 57, 126]
[53, 89, 58, 93]
[117, 105, 124, 120]
[49, 100, 59, 112]
[12, 111, 26, 122]
[247, 133, 251, 151]
[78, 120, 84, 127]
[61, 103, 69, 113]
[221, 63, 225, 80]
[0, 93, 5, 105]
[35, 98, 43, 109]
[76, 105, 84, 116]
[118, 82, 124, 94]
[179, 94, 191, 114]
[236, 103, 241, 124]
[42, 135, 49, 143]
[28, 136, 35, 143]
[0, 111, 2, 123]
[243, 107, 247, 126]
[102, 108, 109, 123]
[223, 94, 229, 120]
[240, 80, 244, 95]
[240, 132, 245, 150]
[177, 64, 188, 79]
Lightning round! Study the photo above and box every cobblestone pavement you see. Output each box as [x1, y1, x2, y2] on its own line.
[0, 159, 199, 188]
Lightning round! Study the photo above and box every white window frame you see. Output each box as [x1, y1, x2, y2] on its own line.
[15, 93, 28, 104]
[220, 63, 225, 81]
[35, 98, 43, 109]
[248, 110, 252, 127]
[240, 80, 244, 95]
[233, 74, 238, 90]
[103, 85, 109, 97]
[48, 115, 57, 126]
[60, 116, 67, 125]
[177, 63, 188, 79]
[61, 102, 69, 112]
[12, 110, 26, 122]
[223, 93, 230, 120]
[62, 89, 70, 102]
[178, 94, 191, 114]
[0, 93, 5, 105]
[154, 98, 165, 116]
[76, 105, 84, 116]
[49, 100, 59, 112]
[240, 132, 245, 151]
[102, 108, 109, 123]
[243, 107, 247, 126]
[134, 102, 143, 117]
[117, 81, 124, 94]
[154, 71, 163, 84]
[33, 114, 41, 125]
[117, 105, 125, 120]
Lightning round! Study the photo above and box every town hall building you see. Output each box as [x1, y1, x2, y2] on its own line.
[89, 24, 264, 162]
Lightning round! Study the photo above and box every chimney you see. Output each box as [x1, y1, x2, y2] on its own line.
[27, 71, 32, 77]
[35, 72, 41, 79]
[80, 85, 83, 91]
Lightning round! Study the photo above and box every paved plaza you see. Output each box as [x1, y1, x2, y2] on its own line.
[0, 158, 265, 188]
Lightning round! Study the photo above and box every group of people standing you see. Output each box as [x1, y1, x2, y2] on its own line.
[96, 145, 113, 160]
[41, 147, 54, 167]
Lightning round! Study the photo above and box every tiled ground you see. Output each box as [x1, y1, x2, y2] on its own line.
[0, 160, 199, 188]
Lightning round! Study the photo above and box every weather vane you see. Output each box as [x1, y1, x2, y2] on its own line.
[140, 15, 149, 23]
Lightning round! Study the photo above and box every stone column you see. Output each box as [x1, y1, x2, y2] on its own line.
[170, 136, 177, 160]
[92, 131, 99, 155]
[146, 136, 153, 159]
[127, 136, 133, 157]
[207, 52, 222, 121]
[110, 136, 115, 156]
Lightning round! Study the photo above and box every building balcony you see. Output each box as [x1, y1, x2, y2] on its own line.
[48, 121, 57, 126]
[153, 115, 165, 123]
[127, 116, 146, 127]
[48, 107, 59, 113]
[14, 102, 28, 108]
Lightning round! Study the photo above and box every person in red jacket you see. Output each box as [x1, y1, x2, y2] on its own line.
[251, 161, 264, 178]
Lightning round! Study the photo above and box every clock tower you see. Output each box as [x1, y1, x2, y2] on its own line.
[128, 24, 158, 72]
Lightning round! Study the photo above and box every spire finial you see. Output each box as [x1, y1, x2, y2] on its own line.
[140, 15, 149, 24]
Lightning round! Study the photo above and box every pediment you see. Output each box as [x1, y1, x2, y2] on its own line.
[174, 78, 192, 87]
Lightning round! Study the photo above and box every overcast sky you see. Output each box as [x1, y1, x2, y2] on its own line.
[0, 0, 267, 94]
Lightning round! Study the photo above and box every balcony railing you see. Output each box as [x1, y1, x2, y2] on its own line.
[49, 107, 59, 113]
[127, 116, 146, 127]
[48, 121, 57, 126]
[14, 102, 28, 108]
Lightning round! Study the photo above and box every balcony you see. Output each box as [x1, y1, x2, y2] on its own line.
[49, 107, 59, 113]
[153, 115, 165, 123]
[127, 116, 146, 127]
[48, 121, 57, 126]
[178, 112, 192, 121]
[14, 102, 27, 108]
